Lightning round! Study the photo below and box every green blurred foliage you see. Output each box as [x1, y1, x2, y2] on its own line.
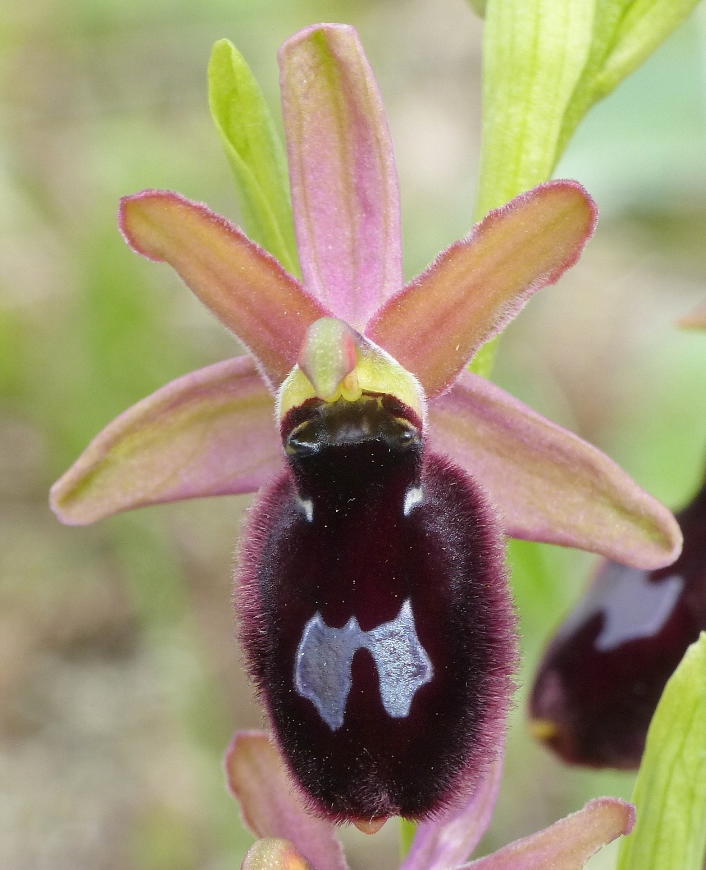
[617, 634, 706, 870]
[1, 0, 704, 868]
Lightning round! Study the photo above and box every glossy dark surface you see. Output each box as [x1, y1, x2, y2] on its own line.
[237, 395, 516, 820]
[530, 478, 706, 768]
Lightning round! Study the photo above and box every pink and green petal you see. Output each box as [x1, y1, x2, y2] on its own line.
[367, 181, 596, 397]
[50, 356, 281, 525]
[241, 838, 313, 870]
[279, 24, 403, 329]
[225, 731, 349, 870]
[120, 190, 330, 389]
[400, 752, 504, 870]
[429, 370, 682, 569]
[462, 798, 635, 869]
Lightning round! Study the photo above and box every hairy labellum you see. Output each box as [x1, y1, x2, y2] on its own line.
[529, 474, 706, 768]
[237, 393, 516, 822]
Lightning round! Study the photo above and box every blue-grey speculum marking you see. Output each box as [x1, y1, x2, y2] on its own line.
[294, 599, 433, 731]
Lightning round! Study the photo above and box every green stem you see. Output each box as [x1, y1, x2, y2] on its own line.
[399, 818, 418, 859]
[470, 0, 595, 376]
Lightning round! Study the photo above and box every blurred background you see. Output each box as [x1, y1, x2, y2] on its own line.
[1, 0, 705, 867]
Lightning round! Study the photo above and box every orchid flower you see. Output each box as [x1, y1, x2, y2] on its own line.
[227, 730, 635, 870]
[50, 23, 681, 824]
[530, 319, 706, 770]
[530, 452, 706, 769]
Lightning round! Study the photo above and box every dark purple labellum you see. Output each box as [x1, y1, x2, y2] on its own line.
[236, 394, 516, 822]
[529, 474, 706, 769]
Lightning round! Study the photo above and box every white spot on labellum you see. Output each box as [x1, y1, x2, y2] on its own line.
[297, 496, 314, 522]
[403, 486, 424, 516]
[294, 599, 433, 731]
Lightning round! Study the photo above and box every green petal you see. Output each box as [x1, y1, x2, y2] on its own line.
[599, 0, 701, 88]
[617, 634, 706, 870]
[208, 39, 299, 275]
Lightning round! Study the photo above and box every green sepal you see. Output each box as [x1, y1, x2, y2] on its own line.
[208, 39, 299, 276]
[617, 633, 706, 870]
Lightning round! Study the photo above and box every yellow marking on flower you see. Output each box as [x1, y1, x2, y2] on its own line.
[529, 718, 559, 741]
[277, 317, 426, 424]
[340, 370, 362, 402]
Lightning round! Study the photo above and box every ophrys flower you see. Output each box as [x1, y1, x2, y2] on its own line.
[51, 23, 681, 825]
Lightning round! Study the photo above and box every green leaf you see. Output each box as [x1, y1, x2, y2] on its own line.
[475, 0, 594, 217]
[617, 633, 706, 870]
[472, 0, 700, 376]
[558, 0, 701, 151]
[600, 0, 701, 91]
[477, 1, 701, 218]
[554, 0, 633, 155]
[208, 39, 299, 276]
